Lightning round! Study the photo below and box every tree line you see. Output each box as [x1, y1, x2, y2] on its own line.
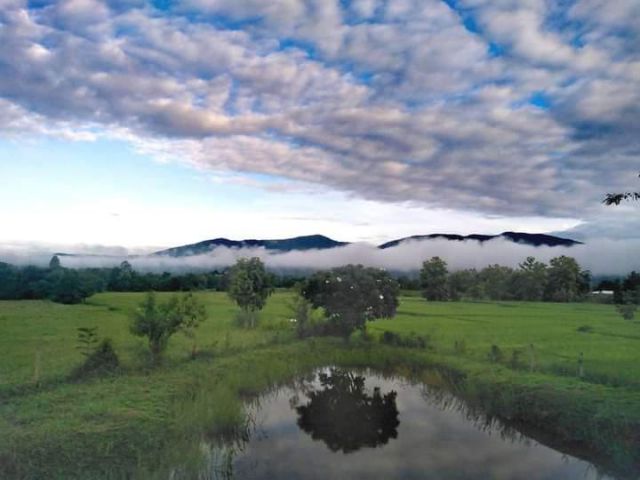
[2, 254, 640, 307]
[418, 255, 593, 302]
[0, 257, 308, 303]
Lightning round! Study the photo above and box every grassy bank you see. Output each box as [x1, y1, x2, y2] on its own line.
[1, 292, 639, 478]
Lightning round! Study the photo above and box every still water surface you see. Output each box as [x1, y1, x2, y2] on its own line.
[191, 368, 617, 480]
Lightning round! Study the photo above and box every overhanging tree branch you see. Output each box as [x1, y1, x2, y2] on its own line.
[603, 173, 640, 205]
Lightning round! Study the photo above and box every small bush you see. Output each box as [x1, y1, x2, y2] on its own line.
[509, 349, 524, 369]
[288, 292, 330, 339]
[616, 303, 637, 321]
[380, 330, 429, 349]
[76, 327, 99, 358]
[488, 344, 503, 363]
[73, 339, 119, 378]
[577, 325, 593, 333]
[381, 330, 401, 345]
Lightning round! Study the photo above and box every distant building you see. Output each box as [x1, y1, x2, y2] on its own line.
[590, 290, 614, 296]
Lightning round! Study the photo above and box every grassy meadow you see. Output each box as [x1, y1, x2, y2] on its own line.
[1, 291, 639, 478]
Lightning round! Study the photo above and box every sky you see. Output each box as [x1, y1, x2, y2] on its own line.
[0, 0, 639, 252]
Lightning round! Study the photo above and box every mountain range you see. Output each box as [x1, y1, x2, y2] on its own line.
[154, 232, 582, 257]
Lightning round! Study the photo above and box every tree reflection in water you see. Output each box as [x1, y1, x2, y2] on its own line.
[294, 368, 400, 453]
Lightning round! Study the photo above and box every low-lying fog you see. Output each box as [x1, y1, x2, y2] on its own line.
[2, 238, 639, 277]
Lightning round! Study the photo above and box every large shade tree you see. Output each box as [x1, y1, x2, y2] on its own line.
[420, 257, 449, 301]
[303, 265, 399, 339]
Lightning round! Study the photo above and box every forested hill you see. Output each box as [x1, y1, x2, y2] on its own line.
[155, 232, 581, 257]
[154, 235, 348, 257]
[378, 232, 582, 249]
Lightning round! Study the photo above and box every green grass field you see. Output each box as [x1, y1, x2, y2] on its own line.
[1, 292, 639, 478]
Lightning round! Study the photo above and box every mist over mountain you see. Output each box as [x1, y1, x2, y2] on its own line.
[155, 232, 581, 258]
[154, 235, 348, 257]
[4, 232, 640, 278]
[378, 232, 581, 249]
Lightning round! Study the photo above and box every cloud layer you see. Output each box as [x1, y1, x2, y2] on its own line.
[4, 238, 639, 277]
[1, 0, 638, 220]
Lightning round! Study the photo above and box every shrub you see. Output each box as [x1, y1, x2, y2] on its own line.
[73, 339, 119, 378]
[288, 290, 325, 339]
[76, 327, 99, 358]
[509, 349, 524, 369]
[577, 325, 593, 333]
[381, 330, 401, 345]
[380, 330, 430, 349]
[488, 344, 504, 363]
[130, 292, 207, 363]
[616, 301, 637, 321]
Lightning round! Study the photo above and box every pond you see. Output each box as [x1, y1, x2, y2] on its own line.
[182, 368, 620, 480]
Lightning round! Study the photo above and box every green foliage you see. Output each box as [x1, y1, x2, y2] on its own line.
[287, 288, 326, 339]
[448, 269, 479, 301]
[49, 255, 61, 270]
[479, 265, 514, 301]
[488, 344, 504, 363]
[76, 327, 99, 358]
[130, 292, 207, 362]
[509, 349, 524, 369]
[2, 292, 640, 479]
[420, 256, 449, 301]
[577, 325, 593, 333]
[180, 292, 207, 358]
[381, 330, 429, 349]
[303, 265, 400, 339]
[233, 309, 259, 329]
[512, 257, 548, 301]
[48, 268, 95, 304]
[616, 293, 638, 321]
[74, 339, 119, 378]
[546, 255, 584, 302]
[227, 258, 273, 317]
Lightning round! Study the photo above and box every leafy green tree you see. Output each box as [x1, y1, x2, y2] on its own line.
[227, 258, 273, 327]
[621, 271, 640, 304]
[130, 292, 207, 362]
[448, 269, 479, 301]
[303, 265, 399, 339]
[512, 257, 547, 301]
[420, 257, 449, 301]
[479, 264, 515, 300]
[49, 255, 61, 270]
[180, 292, 207, 358]
[0, 262, 19, 299]
[288, 286, 325, 339]
[108, 261, 135, 291]
[545, 256, 584, 302]
[616, 293, 638, 321]
[48, 268, 93, 304]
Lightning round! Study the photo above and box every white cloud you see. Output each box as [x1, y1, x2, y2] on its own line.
[0, 0, 638, 237]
